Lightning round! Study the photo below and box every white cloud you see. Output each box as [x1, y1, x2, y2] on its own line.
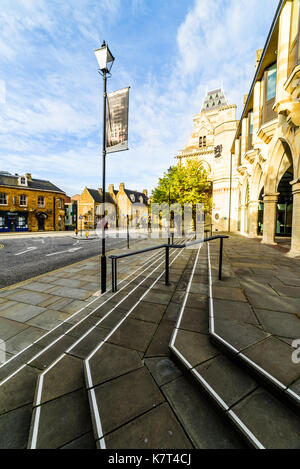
[0, 0, 279, 196]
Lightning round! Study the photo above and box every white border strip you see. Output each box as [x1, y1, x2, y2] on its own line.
[28, 236, 191, 449]
[85, 237, 192, 448]
[170, 241, 266, 450]
[207, 242, 293, 398]
[0, 247, 165, 386]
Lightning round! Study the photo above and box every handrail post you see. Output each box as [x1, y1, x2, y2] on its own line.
[112, 258, 115, 292]
[165, 246, 170, 286]
[219, 237, 224, 280]
[114, 258, 118, 291]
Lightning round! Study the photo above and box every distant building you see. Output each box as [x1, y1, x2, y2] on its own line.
[64, 196, 77, 231]
[75, 183, 149, 230]
[109, 183, 149, 228]
[176, 89, 238, 231]
[0, 171, 66, 232]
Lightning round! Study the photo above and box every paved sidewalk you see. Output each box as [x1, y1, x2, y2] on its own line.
[210, 234, 300, 403]
[0, 239, 154, 364]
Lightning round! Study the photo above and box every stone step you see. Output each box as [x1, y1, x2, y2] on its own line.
[85, 245, 249, 449]
[208, 241, 300, 410]
[0, 242, 178, 449]
[170, 242, 300, 449]
[25, 238, 191, 449]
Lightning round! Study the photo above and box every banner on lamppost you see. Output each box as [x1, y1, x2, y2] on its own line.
[106, 87, 130, 154]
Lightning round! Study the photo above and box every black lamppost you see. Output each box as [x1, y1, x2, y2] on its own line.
[94, 41, 115, 293]
[167, 166, 172, 245]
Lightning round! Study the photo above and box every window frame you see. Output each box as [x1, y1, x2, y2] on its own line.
[0, 193, 8, 205]
[261, 62, 277, 124]
[38, 196, 45, 208]
[247, 111, 254, 150]
[19, 194, 27, 207]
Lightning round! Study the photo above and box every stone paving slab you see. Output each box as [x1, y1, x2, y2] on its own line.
[209, 234, 300, 404]
[93, 367, 164, 436]
[29, 388, 92, 449]
[162, 377, 246, 449]
[231, 388, 300, 449]
[101, 402, 193, 449]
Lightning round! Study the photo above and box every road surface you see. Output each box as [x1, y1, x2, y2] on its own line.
[0, 234, 140, 288]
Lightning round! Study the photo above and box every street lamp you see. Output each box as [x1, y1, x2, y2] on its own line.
[94, 41, 115, 294]
[167, 166, 172, 245]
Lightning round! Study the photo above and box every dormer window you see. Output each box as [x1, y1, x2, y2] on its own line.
[18, 176, 27, 186]
[139, 196, 143, 204]
[130, 194, 135, 202]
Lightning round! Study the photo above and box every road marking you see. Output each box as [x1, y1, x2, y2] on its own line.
[46, 247, 82, 257]
[0, 244, 4, 249]
[15, 247, 38, 256]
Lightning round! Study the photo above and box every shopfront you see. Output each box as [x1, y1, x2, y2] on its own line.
[0, 211, 29, 232]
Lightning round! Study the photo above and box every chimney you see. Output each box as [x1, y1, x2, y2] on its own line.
[255, 49, 263, 70]
[25, 173, 32, 181]
[119, 182, 125, 192]
[98, 188, 103, 195]
[142, 189, 148, 197]
[108, 184, 114, 194]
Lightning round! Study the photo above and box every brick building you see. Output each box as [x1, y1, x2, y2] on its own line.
[0, 171, 67, 232]
[75, 183, 149, 230]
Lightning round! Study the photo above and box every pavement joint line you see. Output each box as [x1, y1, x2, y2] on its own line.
[83, 235, 193, 448]
[28, 236, 191, 449]
[169, 241, 266, 450]
[0, 245, 164, 380]
[208, 243, 293, 398]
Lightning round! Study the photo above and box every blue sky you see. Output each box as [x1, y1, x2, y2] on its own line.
[0, 0, 279, 196]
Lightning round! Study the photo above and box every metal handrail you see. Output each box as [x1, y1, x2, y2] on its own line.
[109, 235, 228, 292]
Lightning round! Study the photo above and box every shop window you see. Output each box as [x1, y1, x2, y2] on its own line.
[19, 195, 27, 206]
[16, 216, 27, 229]
[0, 193, 8, 205]
[38, 196, 45, 208]
[0, 216, 7, 229]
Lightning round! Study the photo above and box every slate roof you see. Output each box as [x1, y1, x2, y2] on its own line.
[124, 189, 148, 205]
[86, 188, 116, 205]
[202, 89, 227, 111]
[0, 172, 65, 194]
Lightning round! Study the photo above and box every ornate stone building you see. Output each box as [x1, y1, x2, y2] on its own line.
[231, 0, 300, 257]
[177, 89, 238, 232]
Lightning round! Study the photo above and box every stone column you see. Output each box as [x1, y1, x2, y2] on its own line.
[248, 201, 259, 238]
[289, 180, 300, 257]
[239, 205, 246, 234]
[262, 194, 279, 245]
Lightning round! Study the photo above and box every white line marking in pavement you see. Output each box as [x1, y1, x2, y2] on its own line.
[46, 247, 82, 257]
[169, 241, 266, 450]
[85, 236, 192, 448]
[0, 246, 161, 375]
[26, 242, 186, 449]
[207, 242, 265, 449]
[15, 247, 38, 256]
[228, 410, 265, 449]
